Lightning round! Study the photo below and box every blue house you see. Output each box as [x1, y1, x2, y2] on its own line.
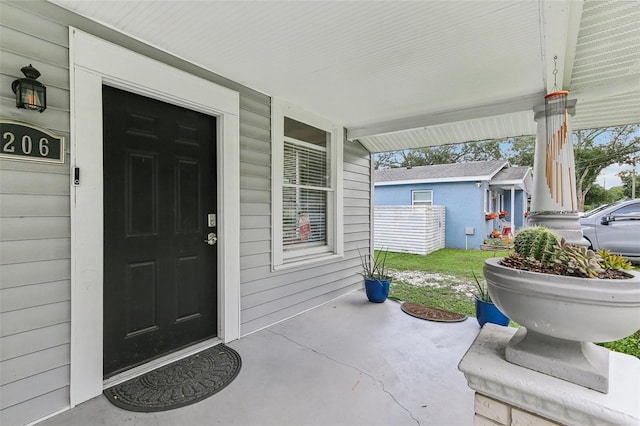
[374, 160, 532, 250]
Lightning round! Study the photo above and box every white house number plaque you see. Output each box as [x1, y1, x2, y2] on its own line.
[1, 119, 65, 164]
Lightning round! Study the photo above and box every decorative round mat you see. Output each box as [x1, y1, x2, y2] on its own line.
[104, 344, 241, 412]
[401, 302, 468, 322]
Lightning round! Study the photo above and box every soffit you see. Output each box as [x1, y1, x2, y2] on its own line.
[567, 0, 640, 131]
[47, 0, 640, 153]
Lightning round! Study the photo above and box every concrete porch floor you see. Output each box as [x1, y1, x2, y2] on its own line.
[41, 290, 481, 426]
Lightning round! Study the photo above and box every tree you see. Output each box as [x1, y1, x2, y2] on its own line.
[573, 125, 640, 210]
[374, 151, 402, 170]
[374, 140, 502, 169]
[583, 184, 608, 208]
[619, 170, 639, 199]
[607, 186, 626, 202]
[503, 135, 536, 166]
[373, 125, 639, 212]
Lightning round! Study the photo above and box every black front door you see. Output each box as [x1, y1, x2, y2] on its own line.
[102, 85, 217, 377]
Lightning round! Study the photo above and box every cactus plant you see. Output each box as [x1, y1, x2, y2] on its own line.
[503, 226, 633, 279]
[513, 226, 561, 264]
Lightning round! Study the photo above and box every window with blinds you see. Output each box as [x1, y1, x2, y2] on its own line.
[271, 99, 344, 269]
[283, 118, 330, 251]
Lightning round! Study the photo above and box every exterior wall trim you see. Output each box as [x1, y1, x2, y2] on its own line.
[68, 28, 241, 406]
[375, 175, 495, 186]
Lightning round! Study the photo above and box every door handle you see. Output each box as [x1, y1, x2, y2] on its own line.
[204, 232, 217, 245]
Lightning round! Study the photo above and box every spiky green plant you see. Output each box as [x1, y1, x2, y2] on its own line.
[553, 238, 604, 278]
[598, 249, 632, 270]
[471, 271, 492, 302]
[358, 248, 390, 280]
[513, 226, 561, 264]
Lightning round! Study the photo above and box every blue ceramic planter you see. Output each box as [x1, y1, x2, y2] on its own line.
[475, 297, 509, 327]
[364, 278, 390, 303]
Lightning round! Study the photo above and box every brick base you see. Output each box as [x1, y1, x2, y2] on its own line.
[474, 393, 561, 426]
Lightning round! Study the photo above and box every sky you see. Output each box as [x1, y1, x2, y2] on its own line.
[592, 126, 639, 189]
[598, 163, 634, 189]
[374, 126, 639, 189]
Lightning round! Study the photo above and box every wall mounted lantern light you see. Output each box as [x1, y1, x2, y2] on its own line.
[12, 64, 47, 113]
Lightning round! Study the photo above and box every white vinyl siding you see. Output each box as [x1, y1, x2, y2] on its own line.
[1, 3, 370, 423]
[1, 3, 72, 425]
[242, 139, 368, 333]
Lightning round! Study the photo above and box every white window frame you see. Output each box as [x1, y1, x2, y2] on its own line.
[412, 190, 433, 206]
[271, 98, 343, 269]
[485, 189, 504, 213]
[484, 189, 492, 213]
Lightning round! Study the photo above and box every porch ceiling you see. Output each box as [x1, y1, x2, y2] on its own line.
[49, 0, 640, 152]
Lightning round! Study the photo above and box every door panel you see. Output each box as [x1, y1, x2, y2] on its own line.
[127, 153, 157, 235]
[103, 85, 217, 377]
[126, 260, 157, 334]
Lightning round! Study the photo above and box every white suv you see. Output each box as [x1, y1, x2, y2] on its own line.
[579, 199, 640, 262]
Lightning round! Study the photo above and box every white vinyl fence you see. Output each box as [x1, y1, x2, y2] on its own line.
[374, 205, 446, 255]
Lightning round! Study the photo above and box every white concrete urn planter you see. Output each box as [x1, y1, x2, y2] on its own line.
[483, 257, 640, 393]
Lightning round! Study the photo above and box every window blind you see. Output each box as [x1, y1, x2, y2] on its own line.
[283, 138, 328, 248]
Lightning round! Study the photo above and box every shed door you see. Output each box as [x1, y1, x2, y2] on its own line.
[102, 85, 217, 377]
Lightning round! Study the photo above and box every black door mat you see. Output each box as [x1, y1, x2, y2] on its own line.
[401, 301, 468, 322]
[104, 344, 242, 412]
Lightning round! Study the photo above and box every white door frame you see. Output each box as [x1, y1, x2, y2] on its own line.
[68, 28, 241, 406]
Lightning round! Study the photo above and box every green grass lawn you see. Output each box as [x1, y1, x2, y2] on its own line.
[385, 248, 511, 280]
[385, 249, 640, 359]
[389, 281, 477, 317]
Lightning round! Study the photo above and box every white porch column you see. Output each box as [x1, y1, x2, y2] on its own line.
[529, 99, 587, 245]
[509, 186, 515, 233]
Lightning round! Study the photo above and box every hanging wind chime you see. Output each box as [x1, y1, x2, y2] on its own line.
[544, 56, 575, 211]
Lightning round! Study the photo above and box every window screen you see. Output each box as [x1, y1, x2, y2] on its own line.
[282, 118, 329, 250]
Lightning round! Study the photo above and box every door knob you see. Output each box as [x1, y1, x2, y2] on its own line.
[204, 232, 217, 245]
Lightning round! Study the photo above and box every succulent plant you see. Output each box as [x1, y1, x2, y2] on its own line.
[513, 226, 561, 264]
[503, 226, 633, 279]
[598, 249, 632, 270]
[553, 238, 604, 278]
